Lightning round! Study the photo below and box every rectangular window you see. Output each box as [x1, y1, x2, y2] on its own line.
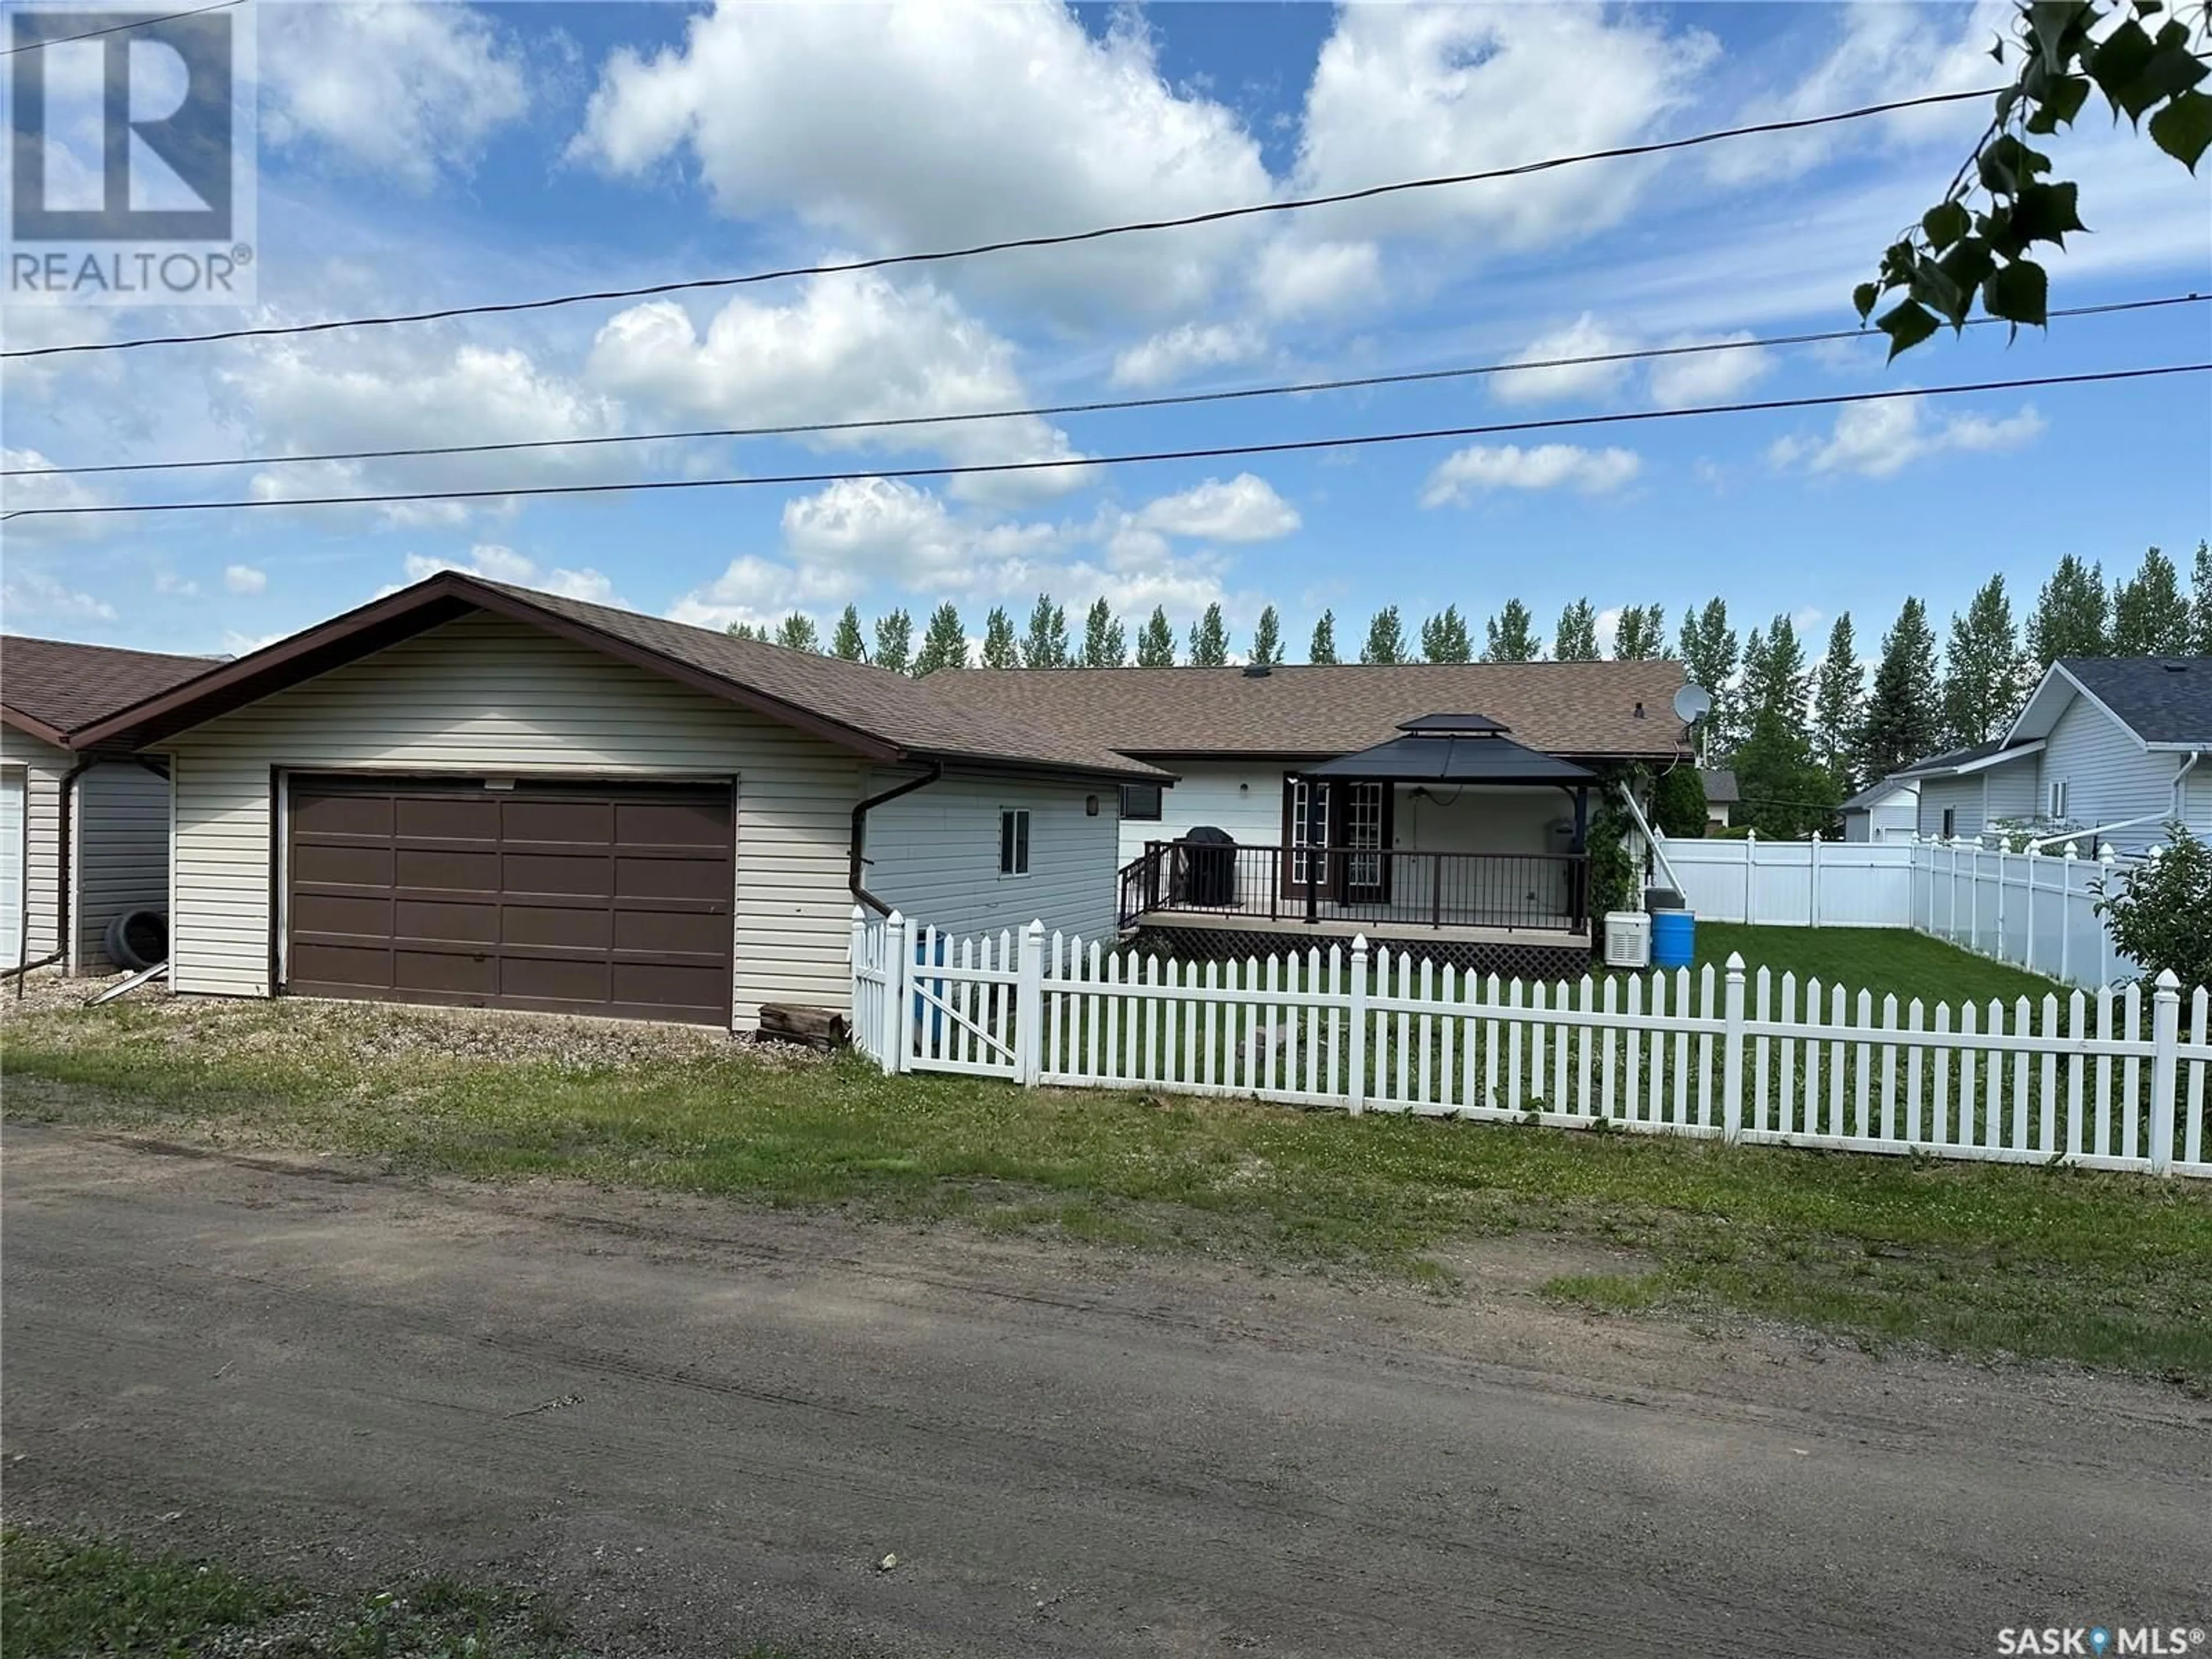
[1941, 806, 1956, 839]
[999, 808, 1030, 876]
[1120, 783, 1162, 821]
[2048, 779, 2068, 820]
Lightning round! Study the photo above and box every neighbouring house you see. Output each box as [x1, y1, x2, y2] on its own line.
[1699, 768, 1738, 832]
[1, 635, 217, 973]
[1903, 657, 2212, 854]
[1839, 774, 1921, 843]
[74, 574, 1164, 1031]
[925, 660, 1688, 975]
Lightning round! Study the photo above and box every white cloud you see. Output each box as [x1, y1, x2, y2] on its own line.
[664, 555, 850, 634]
[586, 271, 1083, 500]
[263, 1, 529, 190]
[1494, 313, 1638, 405]
[1251, 238, 1382, 320]
[571, 2, 1271, 315]
[1421, 444, 1643, 505]
[154, 571, 200, 598]
[392, 544, 620, 606]
[2, 567, 116, 623]
[1134, 475, 1300, 543]
[0, 447, 108, 541]
[1110, 322, 1267, 389]
[221, 630, 287, 658]
[224, 565, 268, 596]
[1767, 397, 2046, 478]
[1647, 335, 1774, 407]
[1291, 6, 1717, 252]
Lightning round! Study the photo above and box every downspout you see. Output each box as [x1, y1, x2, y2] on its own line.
[849, 762, 944, 916]
[55, 756, 94, 977]
[2025, 751, 2202, 853]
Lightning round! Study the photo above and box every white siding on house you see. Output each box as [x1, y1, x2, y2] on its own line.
[1845, 790, 1919, 843]
[2036, 692, 2184, 855]
[866, 768, 1119, 941]
[160, 611, 865, 1030]
[1116, 761, 1291, 864]
[1981, 760, 2039, 827]
[71, 760, 172, 972]
[1917, 774, 1986, 841]
[2, 726, 68, 965]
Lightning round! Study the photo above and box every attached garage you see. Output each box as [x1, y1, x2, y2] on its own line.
[286, 777, 736, 1024]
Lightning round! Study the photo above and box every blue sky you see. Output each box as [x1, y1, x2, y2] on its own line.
[4, 0, 2208, 665]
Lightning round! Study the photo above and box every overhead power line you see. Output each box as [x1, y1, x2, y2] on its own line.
[2, 84, 2004, 363]
[18, 292, 2198, 483]
[6, 362, 2200, 522]
[0, 0, 241, 55]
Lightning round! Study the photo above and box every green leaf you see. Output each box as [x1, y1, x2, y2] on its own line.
[2148, 86, 2212, 170]
[2025, 73, 2093, 132]
[1921, 200, 1972, 251]
[2012, 180, 2087, 246]
[1937, 236, 1997, 306]
[2135, 39, 2210, 104]
[1852, 281, 1881, 322]
[1908, 259, 1967, 327]
[2089, 18, 2158, 118]
[1876, 298, 1941, 360]
[2029, 0, 2090, 70]
[1983, 259, 2050, 328]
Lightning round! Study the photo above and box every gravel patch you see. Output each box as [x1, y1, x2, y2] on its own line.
[1, 968, 827, 1071]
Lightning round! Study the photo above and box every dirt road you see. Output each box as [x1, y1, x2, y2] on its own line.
[3, 1123, 2205, 1657]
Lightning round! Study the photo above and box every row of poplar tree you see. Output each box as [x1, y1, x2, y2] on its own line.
[731, 540, 2211, 838]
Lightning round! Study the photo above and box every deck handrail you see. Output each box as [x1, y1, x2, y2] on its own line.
[1118, 840, 1588, 933]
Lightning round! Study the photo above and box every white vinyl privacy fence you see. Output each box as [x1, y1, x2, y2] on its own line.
[1654, 832, 2135, 989]
[850, 910, 2210, 1178]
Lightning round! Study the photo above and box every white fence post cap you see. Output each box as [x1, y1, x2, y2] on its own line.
[1025, 917, 1046, 936]
[2063, 842, 2078, 859]
[887, 908, 904, 925]
[2156, 968, 2182, 992]
[1351, 933, 1369, 952]
[2099, 843, 2117, 862]
[1724, 951, 1746, 974]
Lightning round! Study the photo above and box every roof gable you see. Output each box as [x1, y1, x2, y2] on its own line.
[2010, 657, 2212, 749]
[1, 634, 221, 747]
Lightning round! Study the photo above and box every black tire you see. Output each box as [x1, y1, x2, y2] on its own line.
[104, 907, 169, 972]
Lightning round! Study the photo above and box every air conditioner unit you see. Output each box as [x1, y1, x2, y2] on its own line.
[1603, 910, 1652, 969]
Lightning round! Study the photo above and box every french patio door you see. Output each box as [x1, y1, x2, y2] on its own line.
[1281, 778, 1391, 902]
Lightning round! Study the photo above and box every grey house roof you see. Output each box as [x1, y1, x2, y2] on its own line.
[1841, 774, 1918, 812]
[1698, 768, 1739, 805]
[2054, 657, 2212, 745]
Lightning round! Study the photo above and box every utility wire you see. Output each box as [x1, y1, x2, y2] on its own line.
[2, 84, 2004, 363]
[0, 0, 241, 54]
[18, 293, 2196, 483]
[7, 362, 2200, 521]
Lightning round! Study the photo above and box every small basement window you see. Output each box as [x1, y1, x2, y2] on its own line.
[1120, 783, 1162, 821]
[2048, 779, 2069, 820]
[999, 808, 1031, 876]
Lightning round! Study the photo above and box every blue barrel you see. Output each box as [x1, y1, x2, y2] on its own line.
[1650, 909, 1696, 970]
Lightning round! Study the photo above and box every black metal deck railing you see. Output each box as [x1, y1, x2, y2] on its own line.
[1116, 841, 1589, 933]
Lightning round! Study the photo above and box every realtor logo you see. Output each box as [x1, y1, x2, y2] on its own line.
[6, 2, 257, 305]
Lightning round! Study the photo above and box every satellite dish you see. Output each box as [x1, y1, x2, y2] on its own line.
[1673, 683, 1714, 724]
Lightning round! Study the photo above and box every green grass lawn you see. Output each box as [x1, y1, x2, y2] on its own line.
[0, 1528, 582, 1658]
[1685, 925, 2065, 1009]
[5, 988, 2209, 1381]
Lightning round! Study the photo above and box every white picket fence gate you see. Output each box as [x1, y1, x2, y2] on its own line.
[850, 910, 2211, 1178]
[1654, 832, 2134, 988]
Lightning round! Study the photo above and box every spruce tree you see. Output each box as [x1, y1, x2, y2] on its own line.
[829, 604, 866, 662]
[1612, 603, 1670, 660]
[1419, 605, 1473, 662]
[1480, 599, 1541, 662]
[1308, 610, 1339, 665]
[1359, 605, 1407, 665]
[774, 612, 820, 653]
[1081, 597, 1126, 668]
[913, 603, 968, 676]
[1188, 603, 1232, 667]
[872, 608, 913, 675]
[1020, 592, 1069, 668]
[1859, 597, 1943, 777]
[2111, 545, 2193, 656]
[1248, 605, 1283, 668]
[724, 621, 766, 642]
[1135, 607, 1177, 667]
[980, 607, 1020, 669]
[1810, 612, 1863, 787]
[1677, 598, 1740, 759]
[2194, 541, 2212, 654]
[2025, 554, 2109, 666]
[1553, 599, 1599, 661]
[1943, 575, 2028, 746]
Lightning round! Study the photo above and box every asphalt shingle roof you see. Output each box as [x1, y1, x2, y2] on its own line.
[2060, 656, 2212, 744]
[1, 635, 220, 742]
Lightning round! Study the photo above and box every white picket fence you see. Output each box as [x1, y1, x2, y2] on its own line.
[849, 910, 2211, 1178]
[1655, 832, 2133, 988]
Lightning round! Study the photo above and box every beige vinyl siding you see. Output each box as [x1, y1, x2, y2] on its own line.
[2, 726, 68, 964]
[71, 760, 173, 972]
[866, 768, 1119, 942]
[161, 611, 863, 1029]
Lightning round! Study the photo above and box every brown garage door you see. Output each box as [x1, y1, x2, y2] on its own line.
[286, 777, 734, 1025]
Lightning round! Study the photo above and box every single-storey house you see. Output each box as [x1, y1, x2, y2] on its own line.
[1902, 656, 2212, 854]
[925, 658, 1688, 975]
[1840, 774, 1919, 843]
[2, 635, 216, 973]
[75, 574, 1165, 1031]
[1699, 768, 1738, 832]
